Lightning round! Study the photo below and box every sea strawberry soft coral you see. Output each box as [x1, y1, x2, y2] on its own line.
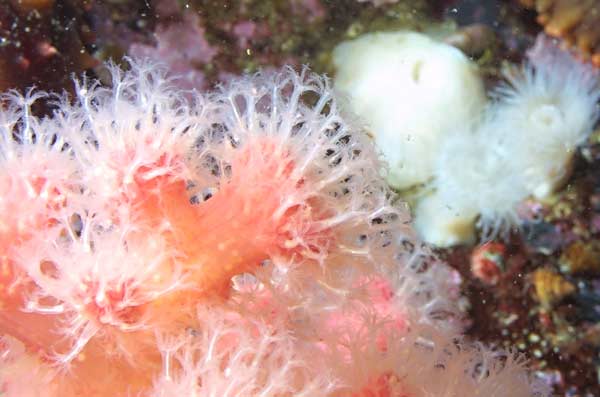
[0, 60, 547, 396]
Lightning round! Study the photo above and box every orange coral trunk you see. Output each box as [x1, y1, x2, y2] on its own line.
[140, 136, 306, 297]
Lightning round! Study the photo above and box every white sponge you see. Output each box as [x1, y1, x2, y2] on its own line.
[333, 31, 486, 190]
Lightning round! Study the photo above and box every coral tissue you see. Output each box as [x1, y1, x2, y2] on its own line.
[0, 61, 547, 396]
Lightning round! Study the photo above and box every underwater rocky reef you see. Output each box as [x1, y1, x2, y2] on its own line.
[1, 1, 600, 396]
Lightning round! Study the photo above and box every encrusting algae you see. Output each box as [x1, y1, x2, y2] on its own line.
[520, 0, 600, 66]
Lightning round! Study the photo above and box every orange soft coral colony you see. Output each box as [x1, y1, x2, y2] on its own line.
[0, 63, 384, 395]
[0, 62, 548, 397]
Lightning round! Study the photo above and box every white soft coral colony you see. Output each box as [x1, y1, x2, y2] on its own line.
[418, 36, 600, 246]
[0, 60, 547, 397]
